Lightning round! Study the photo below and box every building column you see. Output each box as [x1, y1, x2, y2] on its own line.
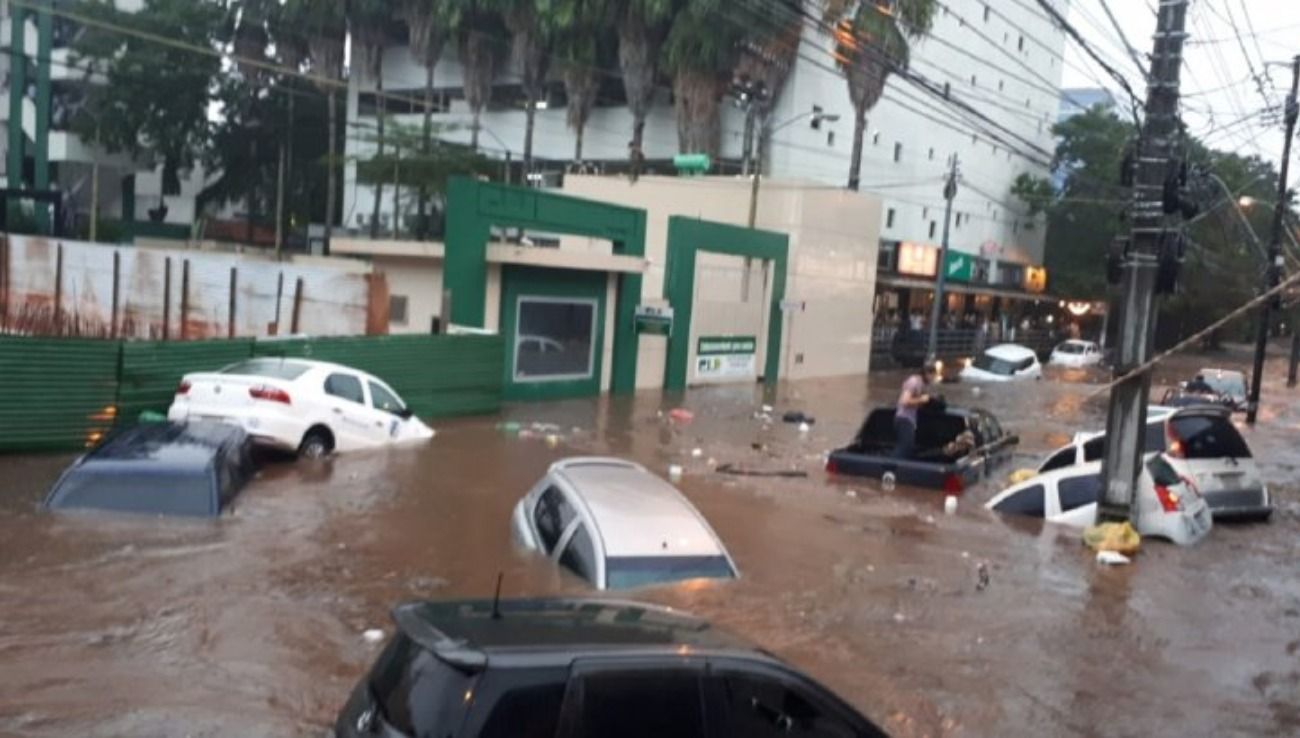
[7, 3, 26, 187]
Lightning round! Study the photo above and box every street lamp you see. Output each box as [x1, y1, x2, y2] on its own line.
[747, 109, 841, 227]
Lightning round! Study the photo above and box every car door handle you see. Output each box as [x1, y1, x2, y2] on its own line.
[332, 408, 343, 415]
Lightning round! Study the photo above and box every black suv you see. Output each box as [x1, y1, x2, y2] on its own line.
[336, 598, 887, 738]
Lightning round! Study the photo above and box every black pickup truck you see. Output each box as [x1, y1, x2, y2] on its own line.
[826, 404, 1018, 493]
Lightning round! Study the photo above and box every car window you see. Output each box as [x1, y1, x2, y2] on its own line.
[324, 373, 365, 404]
[973, 354, 1016, 375]
[1147, 455, 1182, 487]
[1170, 414, 1252, 459]
[992, 484, 1045, 516]
[1144, 421, 1168, 453]
[1058, 473, 1101, 512]
[1040, 447, 1077, 472]
[605, 556, 735, 589]
[711, 672, 865, 738]
[1082, 437, 1105, 462]
[559, 524, 598, 585]
[368, 381, 406, 415]
[572, 669, 706, 738]
[533, 486, 576, 553]
[368, 634, 473, 736]
[1016, 357, 1034, 372]
[477, 672, 567, 738]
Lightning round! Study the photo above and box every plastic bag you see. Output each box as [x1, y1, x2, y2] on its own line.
[1082, 522, 1141, 556]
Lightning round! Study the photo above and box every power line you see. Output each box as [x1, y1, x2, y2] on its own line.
[1032, 0, 1144, 124]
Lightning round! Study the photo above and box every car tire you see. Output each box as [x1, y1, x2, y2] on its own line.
[299, 428, 333, 459]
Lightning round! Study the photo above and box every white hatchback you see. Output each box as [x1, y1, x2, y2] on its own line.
[167, 358, 434, 458]
[986, 457, 1213, 545]
[960, 343, 1043, 382]
[1049, 340, 1103, 368]
[511, 457, 738, 590]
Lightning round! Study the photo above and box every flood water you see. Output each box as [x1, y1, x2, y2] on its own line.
[1, 349, 1298, 737]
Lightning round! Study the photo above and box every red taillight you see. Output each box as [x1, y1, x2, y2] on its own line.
[176, 379, 191, 395]
[249, 385, 291, 405]
[825, 458, 839, 475]
[1165, 423, 1185, 458]
[1153, 484, 1182, 512]
[943, 473, 965, 495]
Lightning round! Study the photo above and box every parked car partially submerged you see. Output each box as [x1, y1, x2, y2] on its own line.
[987, 456, 1213, 546]
[826, 404, 1018, 492]
[335, 598, 888, 738]
[512, 458, 738, 590]
[960, 343, 1043, 382]
[44, 421, 253, 517]
[1197, 367, 1248, 410]
[1048, 339, 1103, 368]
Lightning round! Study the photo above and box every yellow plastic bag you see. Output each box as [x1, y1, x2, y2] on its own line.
[1082, 522, 1141, 556]
[1008, 468, 1038, 485]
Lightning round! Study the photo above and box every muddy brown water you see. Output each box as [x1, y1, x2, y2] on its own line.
[1, 350, 1298, 737]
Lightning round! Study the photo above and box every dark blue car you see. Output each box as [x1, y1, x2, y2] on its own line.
[45, 421, 254, 517]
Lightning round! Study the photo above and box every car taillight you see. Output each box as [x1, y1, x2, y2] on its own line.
[1165, 423, 1185, 458]
[249, 385, 291, 404]
[1153, 483, 1182, 512]
[825, 458, 839, 475]
[176, 379, 191, 395]
[943, 473, 965, 495]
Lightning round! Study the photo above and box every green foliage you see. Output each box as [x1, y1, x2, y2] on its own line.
[353, 120, 497, 193]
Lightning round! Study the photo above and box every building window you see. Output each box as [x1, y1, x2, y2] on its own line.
[878, 239, 899, 272]
[970, 74, 977, 86]
[998, 80, 1005, 91]
[827, 130, 836, 147]
[922, 207, 930, 219]
[893, 142, 902, 162]
[389, 295, 409, 326]
[983, 4, 990, 21]
[998, 263, 1025, 288]
[972, 257, 991, 284]
[971, 134, 978, 145]
[955, 213, 963, 228]
[928, 147, 935, 160]
[928, 221, 937, 239]
[872, 131, 880, 145]
[513, 297, 597, 382]
[1018, 36, 1025, 52]
[943, 81, 950, 98]
[886, 208, 896, 228]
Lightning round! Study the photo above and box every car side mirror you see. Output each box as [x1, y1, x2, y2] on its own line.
[397, 408, 414, 420]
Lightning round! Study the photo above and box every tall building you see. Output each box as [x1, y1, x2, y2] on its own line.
[344, 1, 1067, 320]
[0, 0, 202, 239]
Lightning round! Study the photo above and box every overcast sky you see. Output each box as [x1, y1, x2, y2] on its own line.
[1062, 0, 1300, 186]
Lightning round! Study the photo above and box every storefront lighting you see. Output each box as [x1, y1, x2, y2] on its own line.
[1065, 301, 1092, 317]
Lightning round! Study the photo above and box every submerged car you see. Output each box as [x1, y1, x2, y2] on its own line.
[44, 421, 253, 517]
[960, 343, 1042, 382]
[168, 358, 433, 458]
[511, 458, 738, 590]
[1195, 367, 1249, 411]
[987, 456, 1213, 545]
[1036, 405, 1270, 521]
[1048, 339, 1103, 368]
[335, 598, 888, 738]
[826, 404, 1017, 492]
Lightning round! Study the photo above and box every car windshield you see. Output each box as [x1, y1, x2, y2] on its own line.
[605, 555, 735, 589]
[220, 359, 310, 380]
[1170, 414, 1252, 459]
[973, 353, 1017, 375]
[1057, 343, 1085, 354]
[1202, 373, 1245, 397]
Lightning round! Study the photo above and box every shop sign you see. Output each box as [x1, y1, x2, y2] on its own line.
[697, 335, 757, 380]
[897, 242, 938, 277]
[943, 251, 974, 282]
[1024, 266, 1048, 293]
[634, 304, 674, 335]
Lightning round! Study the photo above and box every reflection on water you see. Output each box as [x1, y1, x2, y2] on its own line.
[0, 351, 1297, 736]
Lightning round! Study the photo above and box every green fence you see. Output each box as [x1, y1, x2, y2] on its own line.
[0, 334, 505, 453]
[0, 337, 121, 452]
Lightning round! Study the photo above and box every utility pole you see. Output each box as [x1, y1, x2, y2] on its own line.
[1246, 55, 1300, 423]
[1098, 0, 1189, 522]
[926, 155, 959, 364]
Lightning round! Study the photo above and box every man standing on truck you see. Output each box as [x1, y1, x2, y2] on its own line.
[895, 364, 935, 459]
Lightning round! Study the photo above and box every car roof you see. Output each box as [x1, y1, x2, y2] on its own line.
[551, 458, 727, 558]
[223, 357, 368, 377]
[987, 460, 1103, 507]
[984, 343, 1037, 360]
[1198, 367, 1245, 379]
[392, 598, 762, 669]
[87, 421, 244, 468]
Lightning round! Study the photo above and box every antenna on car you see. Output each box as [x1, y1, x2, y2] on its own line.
[491, 572, 504, 620]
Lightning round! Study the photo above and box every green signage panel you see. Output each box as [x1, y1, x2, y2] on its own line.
[943, 251, 973, 282]
[697, 335, 758, 356]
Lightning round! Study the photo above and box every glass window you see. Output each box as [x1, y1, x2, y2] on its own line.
[324, 373, 365, 404]
[1170, 415, 1252, 459]
[1058, 473, 1101, 512]
[993, 484, 1045, 516]
[574, 669, 706, 738]
[605, 555, 735, 589]
[559, 524, 598, 585]
[478, 679, 566, 738]
[514, 298, 596, 381]
[1040, 448, 1076, 472]
[893, 142, 902, 162]
[390, 295, 409, 326]
[369, 635, 473, 735]
[712, 672, 862, 738]
[533, 487, 576, 553]
[972, 353, 1016, 375]
[1147, 455, 1182, 486]
[1202, 372, 1246, 397]
[1083, 437, 1105, 462]
[369, 381, 406, 415]
[1144, 420, 1169, 453]
[220, 358, 310, 380]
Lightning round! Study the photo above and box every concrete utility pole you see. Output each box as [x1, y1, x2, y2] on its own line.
[1098, 0, 1189, 522]
[1246, 55, 1300, 423]
[926, 155, 960, 364]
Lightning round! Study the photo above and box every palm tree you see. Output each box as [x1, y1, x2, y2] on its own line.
[350, 0, 392, 238]
[401, 0, 455, 236]
[612, 0, 674, 175]
[289, 0, 346, 247]
[496, 0, 550, 173]
[454, 1, 505, 150]
[546, 0, 612, 162]
[822, 0, 936, 191]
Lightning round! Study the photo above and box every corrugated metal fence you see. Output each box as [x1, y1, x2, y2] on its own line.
[0, 334, 505, 453]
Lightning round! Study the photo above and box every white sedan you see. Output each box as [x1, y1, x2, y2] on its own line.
[167, 358, 433, 458]
[960, 343, 1043, 382]
[1049, 339, 1103, 368]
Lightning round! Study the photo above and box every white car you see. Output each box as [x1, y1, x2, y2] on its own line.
[1197, 367, 1249, 410]
[511, 457, 738, 590]
[167, 358, 433, 458]
[986, 457, 1213, 545]
[1036, 406, 1270, 521]
[960, 343, 1043, 382]
[1048, 339, 1103, 368]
